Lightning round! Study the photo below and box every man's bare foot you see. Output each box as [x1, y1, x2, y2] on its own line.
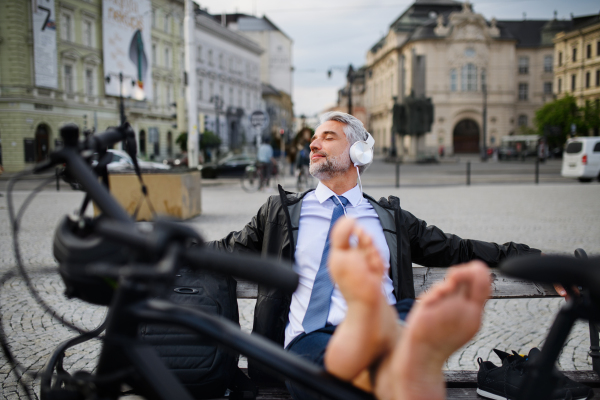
[325, 217, 400, 385]
[385, 261, 491, 400]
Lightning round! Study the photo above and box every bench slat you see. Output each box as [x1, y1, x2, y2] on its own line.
[236, 267, 559, 299]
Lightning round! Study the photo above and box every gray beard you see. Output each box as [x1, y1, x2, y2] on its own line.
[309, 149, 351, 180]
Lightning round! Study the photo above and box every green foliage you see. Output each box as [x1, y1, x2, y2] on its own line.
[200, 131, 221, 148]
[176, 132, 187, 152]
[535, 95, 585, 148]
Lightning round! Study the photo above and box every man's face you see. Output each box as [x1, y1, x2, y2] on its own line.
[309, 120, 352, 180]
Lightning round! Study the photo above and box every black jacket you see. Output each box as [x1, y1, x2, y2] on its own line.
[207, 185, 541, 348]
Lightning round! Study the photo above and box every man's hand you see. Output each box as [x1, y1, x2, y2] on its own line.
[553, 283, 580, 300]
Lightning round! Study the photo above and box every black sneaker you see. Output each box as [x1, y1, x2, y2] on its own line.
[476, 348, 593, 400]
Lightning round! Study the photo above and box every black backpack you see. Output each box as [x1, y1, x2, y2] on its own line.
[139, 268, 256, 399]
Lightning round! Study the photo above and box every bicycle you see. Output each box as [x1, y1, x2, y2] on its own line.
[296, 164, 314, 192]
[500, 249, 600, 400]
[241, 161, 280, 193]
[4, 122, 373, 400]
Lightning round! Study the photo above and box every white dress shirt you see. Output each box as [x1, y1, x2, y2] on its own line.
[284, 182, 396, 347]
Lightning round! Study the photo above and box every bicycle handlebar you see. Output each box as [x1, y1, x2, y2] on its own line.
[500, 255, 600, 296]
[93, 212, 298, 294]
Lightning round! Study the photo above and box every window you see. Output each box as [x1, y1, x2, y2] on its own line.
[61, 12, 73, 41]
[219, 53, 223, 69]
[571, 74, 576, 91]
[152, 9, 156, 28]
[518, 83, 528, 100]
[517, 115, 528, 126]
[85, 68, 94, 96]
[594, 142, 600, 153]
[166, 84, 172, 105]
[572, 47, 577, 62]
[209, 81, 214, 99]
[152, 43, 157, 65]
[197, 45, 203, 63]
[153, 82, 158, 105]
[63, 64, 74, 93]
[597, 41, 600, 56]
[518, 56, 529, 74]
[198, 79, 203, 100]
[587, 44, 592, 59]
[164, 46, 171, 69]
[544, 55, 552, 72]
[461, 64, 477, 91]
[544, 82, 552, 94]
[246, 92, 250, 109]
[597, 70, 600, 87]
[164, 14, 170, 33]
[83, 19, 94, 47]
[208, 49, 213, 65]
[228, 87, 233, 106]
[558, 78, 562, 93]
[238, 89, 242, 107]
[586, 71, 591, 88]
[219, 84, 224, 98]
[558, 51, 562, 66]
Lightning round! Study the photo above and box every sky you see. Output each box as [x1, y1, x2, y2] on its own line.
[194, 0, 600, 117]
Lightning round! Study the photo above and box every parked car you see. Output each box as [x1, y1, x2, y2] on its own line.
[201, 153, 257, 179]
[561, 137, 600, 182]
[102, 149, 171, 172]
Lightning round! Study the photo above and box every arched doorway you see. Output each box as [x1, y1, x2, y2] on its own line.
[453, 119, 480, 153]
[139, 130, 146, 155]
[35, 124, 51, 162]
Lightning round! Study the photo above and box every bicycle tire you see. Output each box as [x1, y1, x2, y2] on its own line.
[241, 170, 260, 192]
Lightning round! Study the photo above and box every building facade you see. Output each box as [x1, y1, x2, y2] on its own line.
[553, 14, 600, 111]
[364, 0, 569, 157]
[219, 14, 295, 140]
[0, 0, 189, 172]
[194, 12, 262, 152]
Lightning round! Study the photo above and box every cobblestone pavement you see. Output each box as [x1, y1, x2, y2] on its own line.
[1, 178, 599, 399]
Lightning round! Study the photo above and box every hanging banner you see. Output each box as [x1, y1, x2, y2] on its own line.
[32, 0, 58, 89]
[102, 0, 153, 101]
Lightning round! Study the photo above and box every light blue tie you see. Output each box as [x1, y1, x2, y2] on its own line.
[302, 195, 349, 333]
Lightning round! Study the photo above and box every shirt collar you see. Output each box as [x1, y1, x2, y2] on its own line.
[314, 182, 361, 207]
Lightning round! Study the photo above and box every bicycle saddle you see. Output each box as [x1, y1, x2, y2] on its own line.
[501, 255, 600, 297]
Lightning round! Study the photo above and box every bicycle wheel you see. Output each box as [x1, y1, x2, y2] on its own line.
[241, 169, 260, 192]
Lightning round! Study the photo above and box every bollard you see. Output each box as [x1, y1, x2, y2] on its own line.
[56, 168, 60, 191]
[395, 163, 400, 188]
[535, 159, 539, 184]
[466, 161, 471, 186]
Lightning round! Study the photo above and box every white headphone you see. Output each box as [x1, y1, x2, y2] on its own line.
[349, 132, 375, 167]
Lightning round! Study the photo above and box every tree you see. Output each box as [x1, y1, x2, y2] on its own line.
[176, 132, 187, 152]
[535, 95, 585, 148]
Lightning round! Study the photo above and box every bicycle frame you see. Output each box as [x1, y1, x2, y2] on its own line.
[38, 124, 374, 400]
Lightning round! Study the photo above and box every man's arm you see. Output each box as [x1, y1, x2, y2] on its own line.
[205, 197, 270, 254]
[403, 209, 541, 268]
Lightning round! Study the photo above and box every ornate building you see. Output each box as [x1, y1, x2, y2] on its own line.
[364, 0, 569, 157]
[553, 13, 600, 124]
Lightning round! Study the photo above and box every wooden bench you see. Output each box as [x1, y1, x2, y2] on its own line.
[234, 267, 600, 400]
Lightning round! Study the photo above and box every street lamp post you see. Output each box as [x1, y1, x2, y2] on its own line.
[105, 72, 135, 125]
[481, 69, 488, 161]
[327, 64, 355, 116]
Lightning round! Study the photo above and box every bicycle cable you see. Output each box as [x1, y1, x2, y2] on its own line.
[3, 171, 108, 398]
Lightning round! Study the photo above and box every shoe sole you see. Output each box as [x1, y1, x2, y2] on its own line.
[476, 388, 591, 400]
[476, 389, 508, 400]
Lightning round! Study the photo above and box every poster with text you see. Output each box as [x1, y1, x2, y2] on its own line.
[103, 0, 153, 101]
[32, 0, 58, 89]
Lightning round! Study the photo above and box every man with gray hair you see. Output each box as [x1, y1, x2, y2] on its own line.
[207, 111, 539, 400]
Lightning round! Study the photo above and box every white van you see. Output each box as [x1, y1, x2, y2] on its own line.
[561, 137, 600, 182]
